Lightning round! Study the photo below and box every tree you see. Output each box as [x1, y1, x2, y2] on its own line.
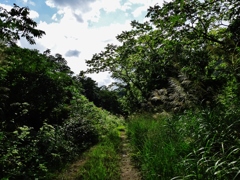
[1, 46, 74, 130]
[76, 74, 101, 104]
[0, 3, 47, 127]
[85, 0, 240, 112]
[73, 73, 124, 115]
[0, 3, 45, 45]
[85, 21, 178, 112]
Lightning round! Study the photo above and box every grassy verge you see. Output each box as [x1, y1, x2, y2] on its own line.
[127, 113, 191, 179]
[128, 109, 240, 180]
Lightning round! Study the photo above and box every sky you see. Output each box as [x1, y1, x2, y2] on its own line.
[1, 0, 164, 86]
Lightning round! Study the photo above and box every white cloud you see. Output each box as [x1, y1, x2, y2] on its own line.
[0, 3, 12, 11]
[45, 0, 55, 8]
[29, 1, 36, 6]
[121, 2, 132, 11]
[89, 72, 114, 87]
[45, 0, 95, 12]
[132, 6, 146, 17]
[128, 0, 160, 6]
[16, 0, 167, 86]
[30, 10, 132, 85]
[22, 0, 35, 6]
[83, 9, 100, 23]
[128, 0, 166, 19]
[100, 0, 121, 13]
[29, 10, 39, 19]
[51, 14, 57, 21]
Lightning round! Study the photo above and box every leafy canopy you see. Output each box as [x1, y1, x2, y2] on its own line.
[0, 3, 45, 45]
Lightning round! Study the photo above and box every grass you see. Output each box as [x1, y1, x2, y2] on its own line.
[76, 128, 122, 180]
[54, 105, 240, 180]
[127, 109, 240, 180]
[128, 114, 191, 179]
[54, 112, 125, 180]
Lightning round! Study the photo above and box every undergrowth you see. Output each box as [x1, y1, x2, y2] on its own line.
[128, 107, 240, 180]
[0, 94, 124, 179]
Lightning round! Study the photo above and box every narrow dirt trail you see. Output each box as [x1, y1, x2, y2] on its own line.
[56, 156, 87, 180]
[120, 130, 141, 180]
[57, 130, 141, 180]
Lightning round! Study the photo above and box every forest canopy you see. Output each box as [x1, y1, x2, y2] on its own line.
[85, 0, 240, 113]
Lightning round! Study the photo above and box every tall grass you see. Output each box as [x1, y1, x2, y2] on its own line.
[128, 108, 240, 180]
[128, 114, 192, 179]
[178, 109, 240, 180]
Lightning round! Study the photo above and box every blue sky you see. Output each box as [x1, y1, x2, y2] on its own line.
[1, 0, 164, 86]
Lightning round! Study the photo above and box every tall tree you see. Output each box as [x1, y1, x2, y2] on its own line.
[0, 3, 45, 45]
[85, 0, 240, 112]
[1, 46, 74, 130]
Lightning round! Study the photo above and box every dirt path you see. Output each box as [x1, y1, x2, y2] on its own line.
[120, 130, 141, 180]
[56, 156, 87, 180]
[57, 130, 141, 180]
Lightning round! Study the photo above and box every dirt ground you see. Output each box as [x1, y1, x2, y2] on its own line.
[119, 130, 141, 180]
[56, 130, 141, 180]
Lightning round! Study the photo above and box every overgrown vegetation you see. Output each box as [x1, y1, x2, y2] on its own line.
[128, 104, 240, 179]
[85, 0, 240, 179]
[1, 0, 240, 179]
[0, 4, 124, 179]
[56, 126, 123, 180]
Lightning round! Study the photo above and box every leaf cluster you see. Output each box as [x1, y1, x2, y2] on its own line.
[0, 4, 45, 45]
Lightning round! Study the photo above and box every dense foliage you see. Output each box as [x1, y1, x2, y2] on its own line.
[1, 0, 240, 179]
[85, 0, 240, 179]
[0, 4, 124, 179]
[75, 73, 125, 115]
[128, 107, 240, 179]
[85, 0, 240, 113]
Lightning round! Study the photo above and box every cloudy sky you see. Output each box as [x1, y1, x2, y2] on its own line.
[1, 0, 163, 86]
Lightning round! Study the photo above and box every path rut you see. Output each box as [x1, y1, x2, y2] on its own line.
[120, 130, 141, 180]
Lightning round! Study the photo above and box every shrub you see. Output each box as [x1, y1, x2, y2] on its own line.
[62, 118, 99, 151]
[0, 126, 47, 179]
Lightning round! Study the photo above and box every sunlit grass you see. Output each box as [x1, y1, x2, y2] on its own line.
[128, 114, 191, 179]
[76, 128, 122, 180]
[128, 109, 240, 179]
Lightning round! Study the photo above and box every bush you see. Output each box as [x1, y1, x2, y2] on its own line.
[0, 126, 47, 179]
[0, 120, 99, 179]
[62, 118, 99, 151]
